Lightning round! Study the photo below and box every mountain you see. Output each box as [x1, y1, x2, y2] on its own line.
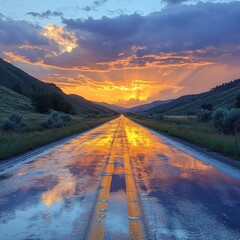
[0, 58, 63, 95]
[96, 102, 128, 113]
[0, 58, 114, 115]
[128, 100, 173, 113]
[96, 100, 172, 113]
[69, 95, 114, 115]
[146, 79, 240, 115]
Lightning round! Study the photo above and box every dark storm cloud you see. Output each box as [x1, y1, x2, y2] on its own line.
[26, 10, 63, 19]
[59, 2, 240, 68]
[0, 16, 49, 46]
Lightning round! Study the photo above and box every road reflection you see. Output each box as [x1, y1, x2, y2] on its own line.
[0, 118, 119, 239]
[0, 116, 239, 240]
[123, 117, 240, 239]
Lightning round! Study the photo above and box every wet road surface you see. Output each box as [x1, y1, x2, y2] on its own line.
[0, 116, 240, 239]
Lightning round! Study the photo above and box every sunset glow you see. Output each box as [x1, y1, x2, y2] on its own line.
[0, 0, 240, 107]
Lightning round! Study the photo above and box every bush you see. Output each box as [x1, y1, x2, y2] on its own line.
[197, 109, 212, 122]
[211, 108, 226, 132]
[211, 108, 240, 134]
[60, 114, 71, 122]
[201, 103, 213, 111]
[41, 112, 71, 129]
[222, 109, 240, 134]
[154, 114, 164, 121]
[0, 113, 25, 132]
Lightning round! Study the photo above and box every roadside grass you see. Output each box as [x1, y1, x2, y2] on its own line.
[129, 116, 240, 161]
[0, 115, 117, 160]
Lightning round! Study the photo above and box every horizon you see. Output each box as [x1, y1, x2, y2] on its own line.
[0, 0, 240, 107]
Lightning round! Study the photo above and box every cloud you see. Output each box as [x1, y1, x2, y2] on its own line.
[64, 2, 239, 58]
[0, 16, 49, 47]
[161, 0, 191, 4]
[1, 1, 240, 107]
[47, 2, 237, 70]
[26, 10, 63, 19]
[82, 0, 108, 12]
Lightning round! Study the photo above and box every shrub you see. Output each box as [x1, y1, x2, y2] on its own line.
[0, 112, 25, 132]
[41, 112, 71, 129]
[154, 114, 164, 121]
[211, 108, 226, 132]
[60, 114, 71, 122]
[211, 108, 240, 134]
[197, 109, 212, 122]
[222, 108, 240, 134]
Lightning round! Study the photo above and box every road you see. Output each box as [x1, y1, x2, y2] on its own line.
[0, 116, 240, 240]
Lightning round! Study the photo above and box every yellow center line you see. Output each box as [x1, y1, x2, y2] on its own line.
[122, 117, 146, 240]
[87, 116, 146, 239]
[86, 118, 121, 240]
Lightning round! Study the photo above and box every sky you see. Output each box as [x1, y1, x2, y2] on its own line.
[0, 0, 240, 107]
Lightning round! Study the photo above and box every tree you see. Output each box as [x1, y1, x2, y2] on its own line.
[31, 94, 51, 113]
[236, 94, 240, 108]
[201, 103, 213, 111]
[50, 93, 73, 114]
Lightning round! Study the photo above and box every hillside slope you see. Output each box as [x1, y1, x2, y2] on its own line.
[129, 100, 173, 113]
[0, 85, 34, 114]
[0, 58, 114, 115]
[147, 79, 240, 115]
[96, 102, 128, 113]
[0, 58, 62, 94]
[69, 95, 114, 115]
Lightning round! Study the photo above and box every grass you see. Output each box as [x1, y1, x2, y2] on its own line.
[129, 116, 240, 161]
[0, 114, 117, 160]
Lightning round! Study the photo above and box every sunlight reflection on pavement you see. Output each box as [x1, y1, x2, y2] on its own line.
[0, 116, 240, 239]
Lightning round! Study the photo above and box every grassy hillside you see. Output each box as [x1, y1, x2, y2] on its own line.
[147, 80, 240, 115]
[0, 85, 34, 114]
[0, 58, 114, 116]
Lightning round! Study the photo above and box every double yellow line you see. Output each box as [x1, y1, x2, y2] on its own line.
[87, 116, 146, 239]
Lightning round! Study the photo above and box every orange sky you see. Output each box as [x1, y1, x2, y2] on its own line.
[1, 1, 240, 107]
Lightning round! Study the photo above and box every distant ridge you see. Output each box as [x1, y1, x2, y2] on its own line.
[145, 79, 240, 115]
[96, 100, 172, 113]
[96, 102, 128, 113]
[128, 100, 173, 113]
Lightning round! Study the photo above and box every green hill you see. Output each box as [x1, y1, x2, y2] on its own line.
[0, 58, 114, 115]
[0, 85, 34, 114]
[146, 79, 240, 115]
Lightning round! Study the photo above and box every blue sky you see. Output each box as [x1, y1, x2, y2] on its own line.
[0, 0, 240, 107]
[0, 0, 230, 24]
